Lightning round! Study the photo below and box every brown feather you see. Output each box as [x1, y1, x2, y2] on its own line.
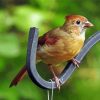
[38, 33, 58, 46]
[9, 66, 27, 87]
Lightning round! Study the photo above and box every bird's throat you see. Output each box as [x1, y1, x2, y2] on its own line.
[80, 29, 86, 41]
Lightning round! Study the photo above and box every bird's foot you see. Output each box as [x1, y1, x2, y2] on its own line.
[72, 58, 80, 68]
[48, 64, 62, 90]
[53, 76, 61, 90]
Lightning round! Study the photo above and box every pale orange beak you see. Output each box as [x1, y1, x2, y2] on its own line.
[84, 21, 94, 28]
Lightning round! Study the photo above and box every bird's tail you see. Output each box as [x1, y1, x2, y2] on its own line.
[9, 66, 27, 87]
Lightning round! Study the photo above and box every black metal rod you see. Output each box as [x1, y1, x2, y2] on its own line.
[26, 27, 100, 89]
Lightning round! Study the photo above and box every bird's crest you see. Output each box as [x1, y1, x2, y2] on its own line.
[65, 15, 87, 22]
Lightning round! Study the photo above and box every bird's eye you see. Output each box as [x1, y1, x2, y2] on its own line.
[76, 20, 80, 25]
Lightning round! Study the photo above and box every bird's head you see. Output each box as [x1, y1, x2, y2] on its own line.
[63, 15, 93, 35]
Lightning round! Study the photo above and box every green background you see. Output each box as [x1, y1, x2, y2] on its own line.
[0, 0, 100, 100]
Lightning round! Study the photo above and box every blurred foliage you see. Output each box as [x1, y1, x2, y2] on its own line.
[0, 0, 100, 100]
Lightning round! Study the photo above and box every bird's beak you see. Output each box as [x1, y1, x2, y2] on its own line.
[84, 21, 94, 28]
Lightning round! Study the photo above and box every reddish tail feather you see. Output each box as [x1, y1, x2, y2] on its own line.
[9, 66, 27, 87]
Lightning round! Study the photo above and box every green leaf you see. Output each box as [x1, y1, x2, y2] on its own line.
[13, 6, 44, 33]
[0, 33, 20, 57]
[0, 10, 13, 32]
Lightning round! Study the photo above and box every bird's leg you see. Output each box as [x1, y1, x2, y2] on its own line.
[72, 58, 80, 68]
[48, 64, 61, 90]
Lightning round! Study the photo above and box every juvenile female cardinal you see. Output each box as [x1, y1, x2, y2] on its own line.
[10, 15, 93, 89]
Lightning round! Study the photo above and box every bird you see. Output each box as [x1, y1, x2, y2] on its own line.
[10, 15, 93, 89]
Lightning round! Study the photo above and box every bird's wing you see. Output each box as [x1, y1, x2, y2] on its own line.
[38, 32, 58, 46]
[38, 34, 47, 46]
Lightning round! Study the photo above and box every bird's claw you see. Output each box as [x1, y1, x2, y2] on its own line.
[54, 76, 61, 90]
[72, 58, 80, 68]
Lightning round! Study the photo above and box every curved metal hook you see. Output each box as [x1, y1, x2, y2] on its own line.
[26, 27, 100, 89]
